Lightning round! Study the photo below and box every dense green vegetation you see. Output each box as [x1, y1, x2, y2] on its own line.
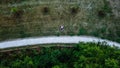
[0, 43, 120, 68]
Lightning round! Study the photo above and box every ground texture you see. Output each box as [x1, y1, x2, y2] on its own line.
[0, 0, 120, 42]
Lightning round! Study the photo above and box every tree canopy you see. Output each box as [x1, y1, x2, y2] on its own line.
[0, 42, 120, 68]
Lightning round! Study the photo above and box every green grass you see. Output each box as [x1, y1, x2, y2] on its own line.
[0, 0, 120, 42]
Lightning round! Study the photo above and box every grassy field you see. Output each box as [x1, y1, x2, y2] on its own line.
[0, 0, 120, 42]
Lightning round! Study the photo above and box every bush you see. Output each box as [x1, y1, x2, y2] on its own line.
[11, 7, 24, 19]
[42, 7, 50, 15]
[97, 0, 112, 18]
[0, 42, 120, 68]
[78, 28, 87, 35]
[70, 6, 79, 15]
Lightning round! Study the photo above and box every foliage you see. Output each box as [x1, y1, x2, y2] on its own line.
[97, 0, 112, 18]
[0, 43, 120, 68]
[105, 58, 119, 68]
[11, 7, 24, 19]
[11, 7, 18, 13]
[42, 7, 50, 15]
[70, 6, 79, 15]
[102, 0, 112, 13]
[0, 0, 27, 4]
[19, 30, 31, 38]
[78, 28, 87, 35]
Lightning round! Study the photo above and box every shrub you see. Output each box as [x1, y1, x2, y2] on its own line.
[97, 10, 106, 18]
[1, 43, 120, 68]
[70, 6, 79, 15]
[78, 28, 87, 35]
[97, 0, 112, 18]
[11, 7, 24, 18]
[42, 7, 50, 15]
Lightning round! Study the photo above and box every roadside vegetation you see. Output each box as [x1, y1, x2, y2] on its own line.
[0, 0, 120, 42]
[0, 42, 120, 68]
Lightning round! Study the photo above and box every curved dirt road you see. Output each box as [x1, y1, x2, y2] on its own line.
[0, 36, 120, 49]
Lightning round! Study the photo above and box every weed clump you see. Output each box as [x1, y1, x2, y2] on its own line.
[97, 10, 106, 18]
[42, 7, 50, 15]
[97, 0, 112, 18]
[70, 6, 79, 15]
[11, 7, 24, 19]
